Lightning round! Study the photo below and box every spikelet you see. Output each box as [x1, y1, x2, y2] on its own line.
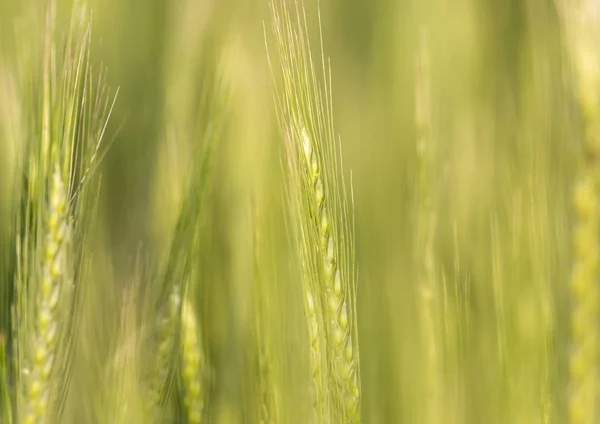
[21, 167, 71, 424]
[181, 297, 207, 424]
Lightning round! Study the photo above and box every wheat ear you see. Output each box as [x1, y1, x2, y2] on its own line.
[181, 297, 207, 424]
[0, 333, 11, 424]
[569, 94, 600, 424]
[560, 1, 600, 422]
[146, 285, 181, 416]
[251, 205, 280, 424]
[301, 128, 359, 422]
[267, 0, 361, 420]
[569, 163, 599, 424]
[21, 168, 70, 424]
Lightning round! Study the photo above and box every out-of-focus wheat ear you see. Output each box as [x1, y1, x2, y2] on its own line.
[256, 340, 279, 424]
[181, 297, 208, 424]
[144, 284, 181, 417]
[560, 1, 600, 423]
[569, 167, 599, 424]
[0, 333, 11, 424]
[251, 202, 280, 424]
[103, 283, 148, 424]
[21, 167, 70, 424]
[301, 128, 359, 422]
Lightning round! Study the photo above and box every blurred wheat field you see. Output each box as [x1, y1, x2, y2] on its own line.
[0, 0, 599, 423]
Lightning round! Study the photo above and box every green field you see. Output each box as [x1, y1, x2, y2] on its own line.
[0, 0, 598, 423]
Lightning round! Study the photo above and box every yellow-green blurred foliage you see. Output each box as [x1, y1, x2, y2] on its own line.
[0, 0, 596, 422]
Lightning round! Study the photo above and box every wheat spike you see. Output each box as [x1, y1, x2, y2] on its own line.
[301, 128, 359, 422]
[267, 0, 361, 420]
[181, 298, 207, 424]
[569, 169, 599, 424]
[561, 1, 600, 423]
[21, 167, 70, 424]
[146, 285, 181, 416]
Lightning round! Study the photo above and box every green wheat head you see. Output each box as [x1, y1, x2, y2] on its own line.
[557, 0, 600, 423]
[267, 0, 361, 422]
[140, 32, 226, 422]
[2, 2, 116, 423]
